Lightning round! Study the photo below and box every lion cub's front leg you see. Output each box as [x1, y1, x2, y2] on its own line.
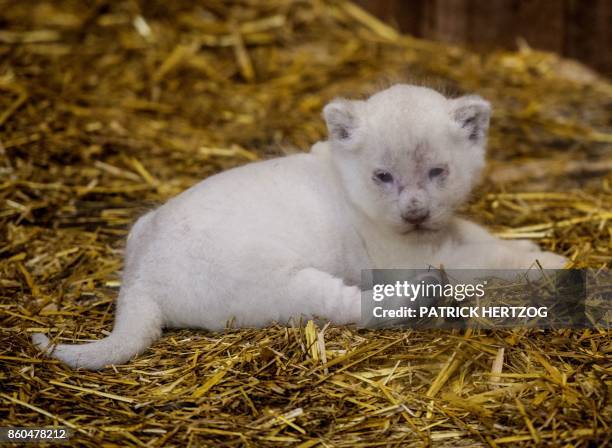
[443, 219, 568, 269]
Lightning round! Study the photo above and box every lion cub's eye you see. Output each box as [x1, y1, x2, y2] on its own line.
[374, 170, 394, 183]
[429, 167, 446, 179]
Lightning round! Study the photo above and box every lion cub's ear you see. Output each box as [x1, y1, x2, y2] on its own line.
[449, 95, 491, 143]
[323, 99, 362, 144]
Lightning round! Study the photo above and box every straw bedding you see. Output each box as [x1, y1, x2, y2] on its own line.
[0, 1, 610, 446]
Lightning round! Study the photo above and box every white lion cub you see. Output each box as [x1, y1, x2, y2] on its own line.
[33, 84, 567, 369]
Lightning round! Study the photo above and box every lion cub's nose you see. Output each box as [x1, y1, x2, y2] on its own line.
[401, 211, 430, 225]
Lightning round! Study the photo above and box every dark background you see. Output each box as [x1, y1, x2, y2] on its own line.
[356, 0, 612, 76]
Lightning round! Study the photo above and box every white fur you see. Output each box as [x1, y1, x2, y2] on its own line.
[32, 85, 567, 369]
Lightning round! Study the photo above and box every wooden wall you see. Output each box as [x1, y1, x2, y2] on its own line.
[355, 0, 612, 76]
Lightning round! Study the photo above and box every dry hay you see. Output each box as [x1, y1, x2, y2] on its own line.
[0, 1, 611, 446]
